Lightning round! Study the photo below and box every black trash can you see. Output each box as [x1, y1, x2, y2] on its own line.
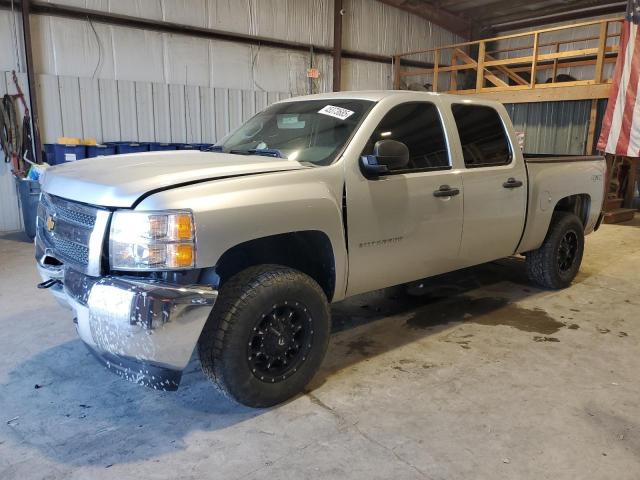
[14, 175, 40, 240]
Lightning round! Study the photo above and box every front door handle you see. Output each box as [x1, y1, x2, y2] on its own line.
[433, 185, 460, 197]
[503, 177, 523, 189]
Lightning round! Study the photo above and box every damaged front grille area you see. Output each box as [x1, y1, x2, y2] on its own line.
[36, 193, 110, 276]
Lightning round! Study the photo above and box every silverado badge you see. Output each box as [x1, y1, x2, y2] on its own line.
[46, 215, 56, 232]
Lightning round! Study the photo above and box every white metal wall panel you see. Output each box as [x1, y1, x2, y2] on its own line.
[152, 82, 171, 141]
[165, 35, 210, 86]
[209, 41, 253, 90]
[228, 89, 243, 132]
[214, 87, 229, 140]
[98, 78, 121, 141]
[185, 85, 202, 142]
[169, 83, 187, 143]
[164, 0, 208, 28]
[208, 0, 252, 35]
[37, 74, 63, 143]
[0, 10, 24, 72]
[135, 81, 155, 142]
[117, 80, 138, 141]
[58, 76, 84, 138]
[200, 86, 217, 143]
[114, 29, 164, 82]
[79, 77, 103, 141]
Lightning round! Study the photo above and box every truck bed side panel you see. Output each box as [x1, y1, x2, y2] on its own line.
[517, 156, 605, 253]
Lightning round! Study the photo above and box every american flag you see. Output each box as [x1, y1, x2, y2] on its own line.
[597, 0, 640, 156]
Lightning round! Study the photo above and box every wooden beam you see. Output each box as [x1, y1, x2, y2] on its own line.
[595, 20, 608, 84]
[586, 99, 598, 155]
[432, 49, 440, 92]
[485, 53, 528, 86]
[530, 32, 539, 89]
[377, 0, 470, 38]
[456, 83, 611, 103]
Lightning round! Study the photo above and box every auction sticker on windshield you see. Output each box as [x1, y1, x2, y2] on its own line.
[318, 105, 355, 120]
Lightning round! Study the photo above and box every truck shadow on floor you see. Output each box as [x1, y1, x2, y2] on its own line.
[1, 257, 572, 466]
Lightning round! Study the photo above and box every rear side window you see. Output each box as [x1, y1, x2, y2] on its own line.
[451, 104, 512, 168]
[363, 102, 450, 172]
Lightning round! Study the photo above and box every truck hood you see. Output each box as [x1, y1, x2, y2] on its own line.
[41, 151, 306, 208]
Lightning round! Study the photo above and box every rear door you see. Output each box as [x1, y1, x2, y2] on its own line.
[345, 101, 464, 296]
[451, 103, 527, 266]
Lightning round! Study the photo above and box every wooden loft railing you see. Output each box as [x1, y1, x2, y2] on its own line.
[393, 18, 624, 104]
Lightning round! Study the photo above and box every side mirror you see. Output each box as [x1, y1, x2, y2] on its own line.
[359, 139, 410, 179]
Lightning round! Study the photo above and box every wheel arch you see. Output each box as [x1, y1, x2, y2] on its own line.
[201, 230, 337, 301]
[518, 192, 591, 254]
[552, 193, 591, 228]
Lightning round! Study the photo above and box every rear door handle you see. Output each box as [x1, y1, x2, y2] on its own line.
[503, 177, 523, 189]
[433, 185, 460, 197]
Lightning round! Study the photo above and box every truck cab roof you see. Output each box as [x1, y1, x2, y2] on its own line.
[277, 90, 504, 108]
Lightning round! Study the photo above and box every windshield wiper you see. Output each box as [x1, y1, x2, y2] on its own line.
[204, 145, 223, 152]
[229, 148, 284, 158]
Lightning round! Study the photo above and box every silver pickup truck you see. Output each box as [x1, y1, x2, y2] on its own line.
[35, 90, 605, 407]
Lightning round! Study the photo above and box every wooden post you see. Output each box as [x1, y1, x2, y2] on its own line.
[332, 0, 343, 92]
[432, 49, 440, 92]
[623, 158, 637, 209]
[393, 55, 402, 89]
[595, 20, 608, 83]
[450, 49, 458, 91]
[530, 32, 539, 89]
[585, 99, 598, 155]
[20, 0, 42, 164]
[476, 41, 486, 91]
[551, 42, 560, 82]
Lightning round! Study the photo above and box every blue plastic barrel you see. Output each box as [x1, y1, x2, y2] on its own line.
[43, 144, 55, 165]
[148, 143, 178, 151]
[52, 145, 87, 165]
[14, 175, 40, 240]
[86, 145, 117, 158]
[115, 143, 149, 154]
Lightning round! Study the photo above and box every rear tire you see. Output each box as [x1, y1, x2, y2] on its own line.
[526, 212, 584, 289]
[198, 265, 330, 407]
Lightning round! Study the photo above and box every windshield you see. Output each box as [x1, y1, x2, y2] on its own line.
[216, 99, 374, 166]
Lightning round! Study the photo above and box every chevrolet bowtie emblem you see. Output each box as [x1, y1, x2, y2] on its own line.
[46, 215, 56, 232]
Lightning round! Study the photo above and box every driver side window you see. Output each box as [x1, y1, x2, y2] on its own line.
[363, 102, 450, 173]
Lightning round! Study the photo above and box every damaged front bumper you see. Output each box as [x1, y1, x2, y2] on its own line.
[37, 263, 217, 391]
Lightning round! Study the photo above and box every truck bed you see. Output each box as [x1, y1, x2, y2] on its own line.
[524, 153, 604, 163]
[517, 153, 605, 254]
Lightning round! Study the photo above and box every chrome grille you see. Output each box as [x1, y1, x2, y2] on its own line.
[51, 236, 90, 265]
[36, 193, 110, 275]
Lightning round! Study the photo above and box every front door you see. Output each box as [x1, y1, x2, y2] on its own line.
[345, 101, 464, 296]
[452, 103, 527, 265]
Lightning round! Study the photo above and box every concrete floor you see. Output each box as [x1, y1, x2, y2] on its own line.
[0, 217, 639, 480]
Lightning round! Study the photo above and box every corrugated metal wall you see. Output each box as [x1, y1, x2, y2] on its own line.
[1, 0, 464, 232]
[505, 101, 594, 155]
[1, 1, 600, 232]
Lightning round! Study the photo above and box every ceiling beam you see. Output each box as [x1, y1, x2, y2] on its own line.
[377, 0, 471, 38]
[490, 2, 626, 31]
[467, 0, 622, 23]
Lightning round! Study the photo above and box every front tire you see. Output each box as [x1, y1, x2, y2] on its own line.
[526, 212, 585, 289]
[198, 265, 330, 407]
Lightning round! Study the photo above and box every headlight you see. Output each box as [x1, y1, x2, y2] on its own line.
[109, 210, 196, 270]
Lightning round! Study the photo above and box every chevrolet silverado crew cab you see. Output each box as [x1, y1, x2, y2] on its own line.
[36, 91, 605, 407]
